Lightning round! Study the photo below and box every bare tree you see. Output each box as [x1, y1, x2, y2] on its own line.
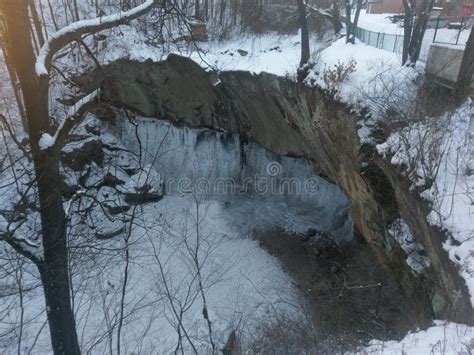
[0, 1, 158, 353]
[195, 0, 201, 20]
[402, 0, 434, 65]
[307, 1, 343, 35]
[298, 0, 310, 67]
[345, 0, 364, 44]
[297, 0, 310, 82]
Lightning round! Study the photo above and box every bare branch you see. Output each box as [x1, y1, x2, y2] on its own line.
[35, 0, 158, 77]
[0, 216, 42, 265]
[38, 89, 100, 151]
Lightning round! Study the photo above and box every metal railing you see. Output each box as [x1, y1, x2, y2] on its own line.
[431, 16, 472, 46]
[349, 16, 472, 59]
[354, 26, 404, 55]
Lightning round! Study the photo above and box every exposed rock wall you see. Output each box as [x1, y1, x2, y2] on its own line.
[78, 54, 473, 323]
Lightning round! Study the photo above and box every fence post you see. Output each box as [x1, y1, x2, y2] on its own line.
[433, 15, 440, 43]
[393, 35, 398, 52]
[376, 32, 380, 48]
[455, 17, 464, 45]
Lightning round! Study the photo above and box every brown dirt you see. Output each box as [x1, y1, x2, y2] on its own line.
[253, 228, 432, 352]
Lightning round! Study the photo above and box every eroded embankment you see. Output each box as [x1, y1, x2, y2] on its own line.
[77, 54, 473, 324]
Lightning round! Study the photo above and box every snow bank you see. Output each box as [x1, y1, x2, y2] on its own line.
[101, 29, 327, 76]
[361, 321, 473, 354]
[306, 38, 419, 107]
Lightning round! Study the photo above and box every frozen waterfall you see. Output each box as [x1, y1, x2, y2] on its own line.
[116, 113, 353, 242]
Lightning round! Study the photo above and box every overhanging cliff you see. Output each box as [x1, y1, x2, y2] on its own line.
[78, 54, 473, 324]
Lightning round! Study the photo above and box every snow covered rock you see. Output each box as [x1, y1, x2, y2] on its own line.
[62, 136, 103, 170]
[237, 49, 248, 56]
[89, 209, 126, 240]
[102, 167, 130, 188]
[97, 187, 130, 215]
[389, 219, 431, 274]
[60, 169, 80, 198]
[108, 150, 140, 175]
[117, 165, 164, 203]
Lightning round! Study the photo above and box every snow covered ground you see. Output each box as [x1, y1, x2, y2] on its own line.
[357, 12, 403, 34]
[356, 11, 471, 61]
[95, 27, 329, 77]
[305, 37, 420, 113]
[360, 321, 474, 354]
[0, 194, 307, 353]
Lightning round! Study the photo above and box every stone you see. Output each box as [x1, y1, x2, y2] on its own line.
[117, 164, 164, 203]
[97, 187, 130, 215]
[95, 223, 126, 240]
[62, 136, 103, 170]
[102, 167, 130, 187]
[237, 49, 248, 57]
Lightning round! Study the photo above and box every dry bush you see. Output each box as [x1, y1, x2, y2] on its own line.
[323, 59, 356, 97]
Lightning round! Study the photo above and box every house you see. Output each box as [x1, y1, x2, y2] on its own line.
[367, 0, 404, 14]
[435, 0, 474, 17]
[367, 0, 474, 16]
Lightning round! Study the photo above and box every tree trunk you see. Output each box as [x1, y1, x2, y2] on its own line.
[0, 46, 28, 130]
[297, 0, 310, 67]
[402, 2, 412, 64]
[403, 0, 434, 65]
[345, 0, 352, 43]
[0, 1, 80, 354]
[330, 2, 343, 34]
[219, 0, 227, 26]
[352, 0, 363, 34]
[345, 0, 362, 44]
[28, 0, 45, 46]
[456, 27, 474, 96]
[195, 0, 200, 20]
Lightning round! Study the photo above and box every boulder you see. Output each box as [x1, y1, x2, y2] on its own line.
[90, 208, 127, 239]
[237, 49, 248, 57]
[62, 136, 103, 170]
[97, 187, 130, 215]
[117, 164, 164, 203]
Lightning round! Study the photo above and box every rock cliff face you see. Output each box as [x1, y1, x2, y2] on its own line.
[79, 54, 473, 323]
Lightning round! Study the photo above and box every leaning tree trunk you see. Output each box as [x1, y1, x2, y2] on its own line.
[0, 1, 80, 354]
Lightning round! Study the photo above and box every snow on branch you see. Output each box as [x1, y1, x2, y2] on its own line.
[0, 215, 43, 264]
[39, 89, 100, 150]
[306, 4, 334, 19]
[35, 0, 157, 77]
